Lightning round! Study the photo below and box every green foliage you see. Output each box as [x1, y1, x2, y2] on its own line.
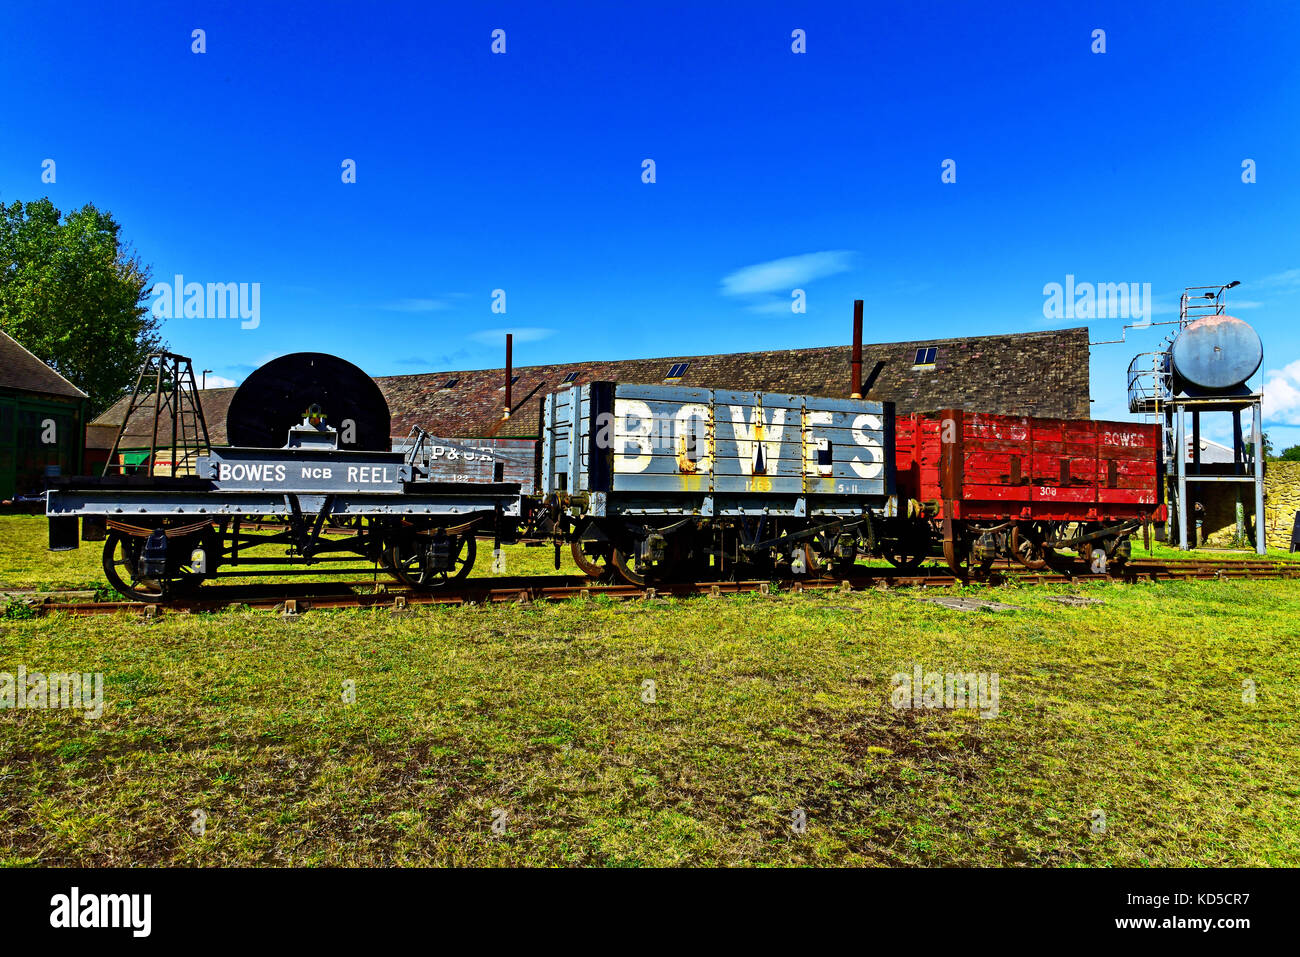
[0, 198, 163, 414]
[1279, 445, 1300, 463]
[2, 597, 37, 620]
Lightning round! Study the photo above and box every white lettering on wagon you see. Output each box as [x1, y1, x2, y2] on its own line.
[805, 410, 834, 476]
[218, 463, 287, 483]
[729, 404, 787, 475]
[214, 462, 393, 484]
[614, 399, 655, 472]
[608, 400, 884, 480]
[1101, 431, 1142, 447]
[850, 414, 884, 479]
[675, 403, 712, 471]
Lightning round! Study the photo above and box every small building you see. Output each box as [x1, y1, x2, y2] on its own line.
[1185, 437, 1237, 465]
[0, 328, 87, 501]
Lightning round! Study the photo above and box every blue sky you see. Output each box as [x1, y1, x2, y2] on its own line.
[2, 1, 1298, 446]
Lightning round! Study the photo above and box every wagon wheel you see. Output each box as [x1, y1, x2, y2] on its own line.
[943, 524, 995, 581]
[1085, 532, 1131, 573]
[101, 529, 211, 601]
[801, 542, 856, 577]
[571, 540, 610, 579]
[387, 533, 475, 589]
[102, 531, 165, 601]
[610, 547, 647, 587]
[1052, 521, 1095, 571]
[1010, 522, 1053, 570]
[1082, 541, 1111, 574]
[1104, 534, 1133, 567]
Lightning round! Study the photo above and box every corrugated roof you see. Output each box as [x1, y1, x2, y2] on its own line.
[89, 328, 1091, 445]
[0, 328, 87, 399]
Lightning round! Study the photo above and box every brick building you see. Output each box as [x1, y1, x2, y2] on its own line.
[89, 327, 1091, 458]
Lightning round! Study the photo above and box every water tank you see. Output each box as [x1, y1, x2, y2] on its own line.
[1170, 315, 1262, 394]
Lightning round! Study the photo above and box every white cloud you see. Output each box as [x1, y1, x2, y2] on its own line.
[201, 374, 238, 389]
[721, 250, 855, 297]
[469, 327, 554, 345]
[1263, 358, 1300, 425]
[744, 299, 804, 315]
[1258, 268, 1300, 290]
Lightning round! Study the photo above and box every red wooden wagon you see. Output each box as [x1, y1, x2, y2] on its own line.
[891, 409, 1167, 576]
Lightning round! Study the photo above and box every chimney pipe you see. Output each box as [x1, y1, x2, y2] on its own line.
[503, 333, 513, 420]
[850, 299, 863, 398]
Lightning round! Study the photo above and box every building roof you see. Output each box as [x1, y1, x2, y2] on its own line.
[0, 328, 87, 400]
[381, 327, 1091, 437]
[1186, 437, 1238, 464]
[92, 388, 235, 449]
[90, 327, 1091, 446]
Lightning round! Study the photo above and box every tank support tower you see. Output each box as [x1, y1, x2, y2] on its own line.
[1128, 283, 1265, 554]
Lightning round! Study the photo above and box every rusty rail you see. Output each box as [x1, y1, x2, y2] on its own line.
[28, 559, 1300, 617]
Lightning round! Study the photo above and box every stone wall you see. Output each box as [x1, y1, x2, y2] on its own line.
[1265, 460, 1300, 551]
[1199, 487, 1252, 548]
[1192, 463, 1300, 549]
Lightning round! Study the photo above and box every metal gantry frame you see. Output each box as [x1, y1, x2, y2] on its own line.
[102, 352, 212, 478]
[1172, 395, 1265, 553]
[1126, 284, 1265, 554]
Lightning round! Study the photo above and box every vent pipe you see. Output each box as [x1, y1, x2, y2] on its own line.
[850, 299, 863, 398]
[503, 333, 513, 420]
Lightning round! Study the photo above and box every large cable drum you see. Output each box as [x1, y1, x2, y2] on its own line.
[226, 353, 391, 450]
[1170, 315, 1262, 394]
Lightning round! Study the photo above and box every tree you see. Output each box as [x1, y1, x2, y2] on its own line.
[1280, 445, 1300, 462]
[0, 198, 163, 415]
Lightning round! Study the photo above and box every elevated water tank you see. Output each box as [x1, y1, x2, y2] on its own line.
[1170, 315, 1262, 395]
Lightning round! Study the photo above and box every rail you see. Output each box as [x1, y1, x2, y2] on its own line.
[27, 559, 1300, 616]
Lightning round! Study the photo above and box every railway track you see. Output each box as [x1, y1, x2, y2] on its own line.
[23, 558, 1300, 617]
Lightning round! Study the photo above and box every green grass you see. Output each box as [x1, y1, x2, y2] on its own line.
[2, 513, 1295, 595]
[1, 510, 1298, 866]
[1143, 541, 1300, 563]
[0, 514, 581, 591]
